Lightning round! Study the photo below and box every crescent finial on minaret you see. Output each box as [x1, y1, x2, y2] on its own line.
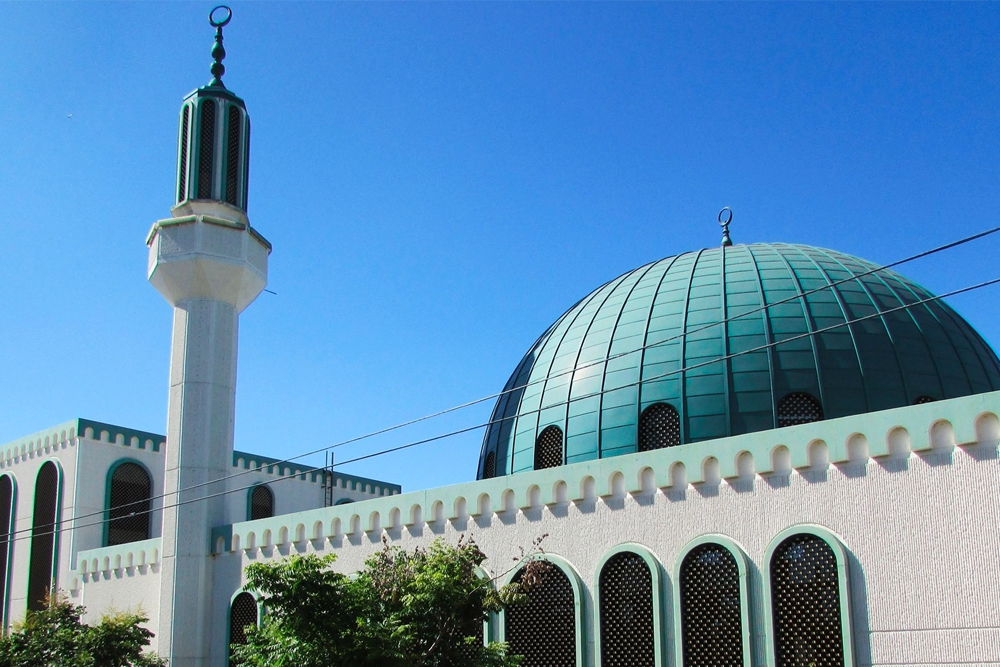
[208, 6, 232, 87]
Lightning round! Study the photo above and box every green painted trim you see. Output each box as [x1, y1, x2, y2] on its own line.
[761, 525, 855, 667]
[75, 537, 160, 574]
[103, 458, 153, 547]
[593, 543, 666, 667]
[498, 553, 587, 667]
[672, 535, 752, 667]
[0, 473, 16, 633]
[77, 419, 164, 453]
[219, 391, 1000, 554]
[0, 420, 79, 453]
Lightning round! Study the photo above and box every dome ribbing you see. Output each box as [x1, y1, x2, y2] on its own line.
[478, 243, 1000, 479]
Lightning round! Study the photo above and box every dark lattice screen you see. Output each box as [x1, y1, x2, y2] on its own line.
[225, 105, 241, 206]
[0, 475, 13, 625]
[639, 403, 681, 451]
[250, 485, 274, 521]
[507, 564, 576, 667]
[107, 462, 152, 546]
[28, 462, 59, 612]
[534, 426, 563, 470]
[599, 551, 655, 667]
[229, 592, 258, 660]
[483, 451, 497, 479]
[197, 100, 216, 199]
[770, 534, 845, 667]
[679, 543, 743, 667]
[178, 105, 190, 202]
[777, 393, 823, 428]
[914, 395, 936, 405]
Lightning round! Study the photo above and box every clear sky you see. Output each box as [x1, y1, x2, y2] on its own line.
[2, 2, 1000, 494]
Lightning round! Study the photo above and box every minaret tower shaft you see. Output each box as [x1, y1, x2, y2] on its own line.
[146, 7, 269, 666]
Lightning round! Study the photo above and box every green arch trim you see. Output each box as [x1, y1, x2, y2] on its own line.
[0, 473, 16, 633]
[762, 524, 855, 667]
[498, 553, 586, 667]
[593, 543, 666, 667]
[27, 459, 63, 611]
[672, 534, 752, 667]
[103, 458, 154, 547]
[246, 483, 274, 522]
[226, 588, 263, 659]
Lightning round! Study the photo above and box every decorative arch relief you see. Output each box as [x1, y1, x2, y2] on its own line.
[213, 392, 1000, 554]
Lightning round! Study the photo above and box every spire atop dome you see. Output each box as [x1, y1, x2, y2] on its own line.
[208, 5, 232, 88]
[719, 207, 733, 247]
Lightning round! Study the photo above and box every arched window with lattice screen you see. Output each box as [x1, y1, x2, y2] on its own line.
[598, 550, 656, 667]
[777, 392, 823, 428]
[0, 475, 14, 628]
[249, 484, 274, 521]
[534, 426, 563, 470]
[197, 99, 216, 199]
[768, 532, 851, 667]
[229, 591, 259, 663]
[483, 451, 497, 479]
[678, 542, 745, 667]
[106, 461, 152, 546]
[639, 403, 681, 451]
[28, 461, 60, 612]
[505, 560, 578, 667]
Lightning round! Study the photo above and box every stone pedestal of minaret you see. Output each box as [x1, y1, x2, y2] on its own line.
[147, 10, 268, 665]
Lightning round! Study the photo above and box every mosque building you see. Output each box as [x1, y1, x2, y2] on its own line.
[3, 7, 1000, 667]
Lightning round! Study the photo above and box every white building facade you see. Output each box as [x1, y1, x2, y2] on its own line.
[3, 9, 1000, 667]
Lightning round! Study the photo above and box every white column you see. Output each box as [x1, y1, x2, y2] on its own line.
[148, 202, 268, 667]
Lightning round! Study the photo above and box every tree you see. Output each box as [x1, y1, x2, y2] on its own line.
[0, 595, 165, 667]
[231, 536, 549, 667]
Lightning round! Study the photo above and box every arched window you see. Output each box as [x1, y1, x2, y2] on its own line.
[249, 485, 274, 521]
[177, 104, 190, 203]
[0, 475, 15, 628]
[679, 543, 744, 667]
[769, 533, 848, 667]
[777, 392, 823, 428]
[483, 451, 497, 479]
[506, 561, 577, 667]
[598, 551, 655, 667]
[197, 99, 216, 199]
[107, 461, 152, 546]
[534, 425, 563, 470]
[914, 395, 935, 405]
[229, 592, 258, 663]
[334, 498, 355, 506]
[639, 403, 681, 451]
[28, 461, 60, 612]
[225, 105, 242, 206]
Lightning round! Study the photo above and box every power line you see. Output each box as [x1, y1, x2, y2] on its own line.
[10, 272, 1000, 550]
[12, 225, 1000, 539]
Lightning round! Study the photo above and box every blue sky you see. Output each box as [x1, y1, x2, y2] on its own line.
[2, 2, 1000, 493]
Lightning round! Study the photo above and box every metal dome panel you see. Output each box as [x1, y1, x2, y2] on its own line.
[478, 243, 1000, 479]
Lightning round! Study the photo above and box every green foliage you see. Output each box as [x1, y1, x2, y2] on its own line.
[231, 536, 538, 667]
[0, 595, 165, 667]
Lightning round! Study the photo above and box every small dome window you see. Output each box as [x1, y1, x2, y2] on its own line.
[483, 451, 497, 479]
[777, 392, 823, 428]
[914, 395, 936, 405]
[534, 426, 563, 470]
[639, 403, 680, 451]
[249, 484, 274, 521]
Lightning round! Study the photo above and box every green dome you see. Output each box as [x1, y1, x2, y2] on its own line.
[477, 243, 1000, 479]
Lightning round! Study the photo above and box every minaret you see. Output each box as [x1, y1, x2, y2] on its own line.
[147, 7, 269, 666]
